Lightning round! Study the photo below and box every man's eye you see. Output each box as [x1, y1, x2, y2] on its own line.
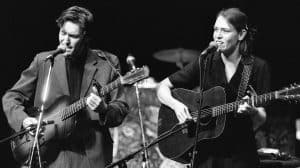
[60, 31, 66, 35]
[70, 34, 80, 38]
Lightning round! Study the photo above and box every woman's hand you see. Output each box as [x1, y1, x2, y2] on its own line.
[172, 101, 192, 124]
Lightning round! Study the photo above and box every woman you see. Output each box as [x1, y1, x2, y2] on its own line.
[157, 7, 270, 168]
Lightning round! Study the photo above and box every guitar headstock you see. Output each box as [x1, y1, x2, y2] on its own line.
[277, 83, 300, 103]
[121, 66, 150, 85]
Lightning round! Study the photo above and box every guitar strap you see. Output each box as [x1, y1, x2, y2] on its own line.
[95, 50, 122, 77]
[236, 55, 254, 101]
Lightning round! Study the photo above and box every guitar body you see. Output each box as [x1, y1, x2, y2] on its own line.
[157, 86, 227, 163]
[10, 96, 76, 164]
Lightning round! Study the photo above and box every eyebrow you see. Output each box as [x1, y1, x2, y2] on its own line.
[60, 29, 81, 37]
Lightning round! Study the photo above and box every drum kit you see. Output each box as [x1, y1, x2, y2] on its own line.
[153, 48, 199, 69]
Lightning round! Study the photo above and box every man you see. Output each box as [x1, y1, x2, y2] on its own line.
[157, 8, 270, 168]
[2, 6, 129, 168]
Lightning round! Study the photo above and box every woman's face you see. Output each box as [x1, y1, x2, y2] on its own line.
[213, 16, 244, 55]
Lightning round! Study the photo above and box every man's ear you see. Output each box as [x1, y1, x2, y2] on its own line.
[238, 29, 247, 41]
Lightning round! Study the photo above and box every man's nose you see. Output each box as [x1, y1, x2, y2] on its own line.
[62, 35, 70, 45]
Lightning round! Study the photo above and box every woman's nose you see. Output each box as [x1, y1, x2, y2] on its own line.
[215, 30, 223, 39]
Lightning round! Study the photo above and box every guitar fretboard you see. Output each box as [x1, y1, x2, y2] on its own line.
[61, 78, 122, 121]
[209, 91, 278, 117]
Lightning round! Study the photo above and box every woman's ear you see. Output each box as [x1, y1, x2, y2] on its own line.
[238, 29, 247, 41]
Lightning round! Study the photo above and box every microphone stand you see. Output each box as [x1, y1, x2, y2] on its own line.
[105, 121, 192, 168]
[133, 69, 150, 168]
[190, 51, 209, 168]
[0, 121, 54, 144]
[26, 57, 55, 168]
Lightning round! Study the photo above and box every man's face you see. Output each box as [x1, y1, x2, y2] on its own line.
[213, 16, 241, 55]
[58, 21, 84, 56]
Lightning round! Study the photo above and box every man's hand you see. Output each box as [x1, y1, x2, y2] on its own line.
[23, 117, 38, 129]
[86, 92, 102, 111]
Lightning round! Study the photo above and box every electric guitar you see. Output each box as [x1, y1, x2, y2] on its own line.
[157, 84, 300, 163]
[10, 66, 150, 164]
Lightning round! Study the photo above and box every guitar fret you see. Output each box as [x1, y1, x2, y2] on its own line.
[74, 103, 78, 112]
[61, 109, 65, 120]
[70, 104, 74, 115]
[62, 109, 67, 120]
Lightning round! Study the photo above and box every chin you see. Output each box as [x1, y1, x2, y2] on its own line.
[65, 51, 73, 55]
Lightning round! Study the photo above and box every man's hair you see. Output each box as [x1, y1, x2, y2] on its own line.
[56, 6, 94, 35]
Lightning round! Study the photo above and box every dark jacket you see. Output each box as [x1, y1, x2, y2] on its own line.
[2, 49, 129, 168]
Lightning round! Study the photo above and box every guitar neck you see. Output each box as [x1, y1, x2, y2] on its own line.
[61, 78, 122, 120]
[98, 78, 122, 96]
[210, 91, 278, 117]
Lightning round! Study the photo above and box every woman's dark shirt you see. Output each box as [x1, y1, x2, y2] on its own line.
[169, 52, 271, 165]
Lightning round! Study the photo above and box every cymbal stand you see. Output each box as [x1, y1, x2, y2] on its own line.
[27, 57, 54, 168]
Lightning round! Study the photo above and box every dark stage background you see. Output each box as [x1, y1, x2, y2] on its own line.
[2, 0, 300, 167]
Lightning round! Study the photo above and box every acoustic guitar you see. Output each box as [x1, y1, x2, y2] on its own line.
[157, 84, 300, 163]
[10, 66, 150, 164]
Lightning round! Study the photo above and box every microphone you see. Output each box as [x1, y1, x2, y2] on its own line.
[42, 120, 54, 125]
[46, 47, 65, 60]
[126, 55, 136, 70]
[200, 41, 218, 56]
[28, 120, 54, 128]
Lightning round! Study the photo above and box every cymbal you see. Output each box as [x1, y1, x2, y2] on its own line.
[153, 48, 199, 68]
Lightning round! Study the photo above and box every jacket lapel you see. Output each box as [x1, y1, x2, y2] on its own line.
[80, 50, 98, 97]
